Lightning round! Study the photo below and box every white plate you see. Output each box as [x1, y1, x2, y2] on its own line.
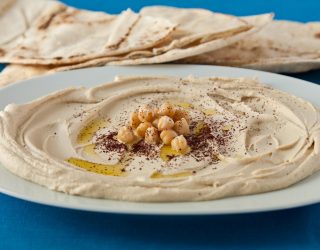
[0, 65, 319, 215]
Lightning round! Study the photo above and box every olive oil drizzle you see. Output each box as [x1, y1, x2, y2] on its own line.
[77, 119, 108, 144]
[67, 157, 126, 177]
[150, 171, 192, 179]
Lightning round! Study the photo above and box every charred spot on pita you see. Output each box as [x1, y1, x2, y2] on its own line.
[0, 48, 5, 56]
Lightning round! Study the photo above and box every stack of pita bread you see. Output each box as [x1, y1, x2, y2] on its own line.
[0, 0, 319, 87]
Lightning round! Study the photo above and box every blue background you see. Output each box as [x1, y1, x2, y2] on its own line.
[1, 1, 320, 249]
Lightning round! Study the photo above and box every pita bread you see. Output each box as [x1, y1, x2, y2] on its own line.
[0, 64, 52, 87]
[42, 12, 272, 69]
[0, 0, 56, 46]
[140, 6, 250, 54]
[178, 20, 320, 73]
[0, 10, 273, 87]
[0, 6, 273, 87]
[109, 13, 272, 65]
[0, 4, 267, 66]
[0, 2, 176, 65]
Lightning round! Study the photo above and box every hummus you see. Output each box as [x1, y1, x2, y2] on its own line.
[0, 76, 319, 202]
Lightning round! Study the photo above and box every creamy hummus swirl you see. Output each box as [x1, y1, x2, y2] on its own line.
[0, 76, 319, 202]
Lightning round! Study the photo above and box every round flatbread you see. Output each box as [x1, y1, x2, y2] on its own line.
[179, 20, 320, 73]
[0, 1, 176, 65]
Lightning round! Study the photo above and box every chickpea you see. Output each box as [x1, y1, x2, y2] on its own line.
[130, 111, 141, 129]
[117, 126, 135, 144]
[158, 102, 176, 117]
[145, 127, 160, 144]
[135, 122, 152, 138]
[152, 118, 159, 128]
[160, 129, 178, 145]
[171, 135, 189, 153]
[173, 108, 191, 124]
[158, 116, 174, 131]
[138, 104, 154, 122]
[153, 107, 160, 118]
[173, 118, 190, 135]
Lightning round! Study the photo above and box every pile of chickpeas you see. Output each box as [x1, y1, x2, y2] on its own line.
[117, 102, 191, 153]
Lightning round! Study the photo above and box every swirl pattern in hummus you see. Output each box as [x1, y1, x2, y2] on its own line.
[0, 76, 319, 202]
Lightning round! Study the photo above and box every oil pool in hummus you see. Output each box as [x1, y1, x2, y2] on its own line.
[0, 76, 319, 202]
